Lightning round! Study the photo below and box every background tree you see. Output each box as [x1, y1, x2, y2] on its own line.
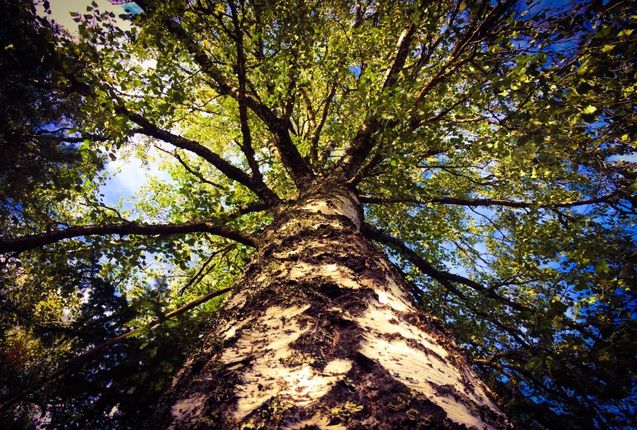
[0, 0, 635, 428]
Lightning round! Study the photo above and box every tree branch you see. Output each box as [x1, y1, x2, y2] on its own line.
[158, 13, 314, 186]
[154, 145, 223, 189]
[0, 221, 257, 254]
[309, 80, 337, 167]
[27, 133, 109, 143]
[338, 1, 517, 182]
[382, 23, 417, 89]
[335, 22, 417, 180]
[359, 189, 623, 208]
[121, 107, 279, 204]
[412, 1, 516, 109]
[361, 223, 526, 312]
[229, 0, 263, 183]
[337, 118, 389, 180]
[178, 245, 233, 295]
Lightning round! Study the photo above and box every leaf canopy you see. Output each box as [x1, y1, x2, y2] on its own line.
[0, 0, 635, 428]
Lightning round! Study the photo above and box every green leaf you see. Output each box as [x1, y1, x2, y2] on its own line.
[582, 105, 597, 114]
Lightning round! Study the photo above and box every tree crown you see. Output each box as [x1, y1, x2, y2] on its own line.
[0, 0, 635, 428]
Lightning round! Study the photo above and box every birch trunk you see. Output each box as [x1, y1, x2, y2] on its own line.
[153, 184, 510, 429]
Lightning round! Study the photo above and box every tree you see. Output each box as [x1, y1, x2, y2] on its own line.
[1, 0, 635, 428]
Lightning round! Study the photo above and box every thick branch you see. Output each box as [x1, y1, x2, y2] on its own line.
[28, 133, 109, 143]
[228, 200, 271, 218]
[121, 108, 278, 203]
[364, 224, 597, 342]
[336, 23, 417, 179]
[337, 118, 389, 181]
[229, 0, 263, 183]
[361, 223, 526, 312]
[382, 23, 417, 89]
[359, 190, 623, 208]
[0, 221, 257, 254]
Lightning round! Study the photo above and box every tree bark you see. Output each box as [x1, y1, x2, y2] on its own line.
[153, 183, 510, 429]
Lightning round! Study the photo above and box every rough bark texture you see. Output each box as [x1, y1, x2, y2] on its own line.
[153, 183, 510, 429]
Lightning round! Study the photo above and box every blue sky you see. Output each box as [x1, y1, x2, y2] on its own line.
[100, 156, 154, 208]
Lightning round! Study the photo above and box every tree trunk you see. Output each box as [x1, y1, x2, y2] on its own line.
[153, 183, 510, 429]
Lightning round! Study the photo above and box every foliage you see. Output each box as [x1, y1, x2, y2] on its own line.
[0, 0, 635, 428]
